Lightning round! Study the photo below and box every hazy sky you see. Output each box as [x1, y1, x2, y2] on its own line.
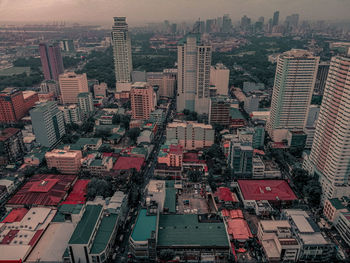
[0, 0, 349, 26]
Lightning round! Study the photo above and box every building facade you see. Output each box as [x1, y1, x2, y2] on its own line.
[59, 104, 82, 125]
[209, 96, 231, 126]
[314, 62, 330, 96]
[210, 63, 229, 95]
[309, 55, 350, 201]
[59, 72, 89, 104]
[177, 34, 212, 114]
[267, 49, 319, 142]
[45, 149, 82, 174]
[130, 82, 155, 120]
[112, 17, 133, 92]
[30, 101, 66, 148]
[39, 43, 64, 81]
[0, 128, 25, 165]
[93, 82, 107, 98]
[166, 121, 214, 150]
[78, 92, 94, 119]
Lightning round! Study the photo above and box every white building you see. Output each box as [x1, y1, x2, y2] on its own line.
[267, 49, 319, 142]
[77, 92, 94, 119]
[112, 17, 133, 92]
[309, 55, 350, 201]
[210, 63, 229, 95]
[177, 34, 212, 114]
[166, 120, 214, 150]
[303, 105, 320, 149]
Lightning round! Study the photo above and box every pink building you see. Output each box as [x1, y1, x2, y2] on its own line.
[45, 149, 82, 174]
[59, 72, 88, 104]
[39, 43, 64, 81]
[158, 144, 183, 167]
[130, 82, 155, 120]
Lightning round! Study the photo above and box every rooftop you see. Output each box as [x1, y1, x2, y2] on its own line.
[113, 156, 144, 172]
[69, 205, 103, 244]
[7, 174, 77, 207]
[227, 218, 253, 241]
[0, 128, 20, 142]
[90, 214, 118, 254]
[157, 214, 229, 247]
[61, 179, 89, 205]
[238, 180, 297, 201]
[215, 187, 238, 203]
[328, 198, 346, 210]
[131, 209, 157, 242]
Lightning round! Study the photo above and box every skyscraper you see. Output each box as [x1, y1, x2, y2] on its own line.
[177, 34, 211, 114]
[272, 11, 280, 26]
[59, 72, 89, 104]
[112, 17, 133, 92]
[309, 55, 350, 201]
[267, 49, 319, 142]
[222, 14, 232, 33]
[39, 43, 64, 81]
[30, 101, 65, 148]
[130, 82, 155, 120]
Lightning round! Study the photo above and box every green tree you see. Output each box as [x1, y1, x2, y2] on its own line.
[188, 170, 202, 182]
[127, 127, 141, 143]
[159, 250, 175, 261]
[87, 178, 113, 199]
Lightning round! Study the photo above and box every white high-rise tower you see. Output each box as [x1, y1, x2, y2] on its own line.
[309, 55, 350, 201]
[112, 17, 133, 92]
[267, 49, 319, 142]
[177, 34, 211, 115]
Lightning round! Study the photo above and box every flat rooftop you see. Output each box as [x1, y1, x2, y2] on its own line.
[131, 209, 157, 242]
[157, 214, 229, 247]
[238, 180, 297, 201]
[90, 214, 118, 254]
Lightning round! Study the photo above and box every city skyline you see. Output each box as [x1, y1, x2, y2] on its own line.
[1, 0, 350, 26]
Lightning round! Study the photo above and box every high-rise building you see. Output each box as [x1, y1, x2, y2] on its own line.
[177, 34, 211, 114]
[59, 72, 88, 104]
[229, 136, 253, 178]
[0, 128, 25, 165]
[222, 14, 232, 33]
[206, 19, 215, 33]
[59, 39, 75, 52]
[40, 80, 60, 98]
[209, 96, 231, 126]
[30, 101, 65, 148]
[0, 88, 38, 123]
[309, 55, 350, 201]
[210, 63, 229, 95]
[303, 105, 320, 149]
[112, 17, 133, 92]
[272, 11, 280, 26]
[130, 82, 155, 120]
[77, 92, 94, 119]
[147, 69, 177, 98]
[241, 15, 251, 29]
[267, 49, 319, 142]
[39, 43, 64, 81]
[314, 62, 330, 96]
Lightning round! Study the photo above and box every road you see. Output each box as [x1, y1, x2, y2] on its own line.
[113, 99, 175, 263]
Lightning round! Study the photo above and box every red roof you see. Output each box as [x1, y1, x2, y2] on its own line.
[183, 152, 206, 164]
[227, 218, 253, 241]
[61, 179, 89, 205]
[169, 145, 183, 155]
[0, 230, 19, 244]
[222, 209, 243, 219]
[238, 180, 297, 201]
[215, 187, 238, 202]
[7, 174, 77, 207]
[28, 229, 44, 246]
[113, 156, 144, 172]
[1, 208, 28, 223]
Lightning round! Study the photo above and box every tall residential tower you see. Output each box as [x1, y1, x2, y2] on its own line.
[39, 43, 64, 81]
[177, 34, 211, 114]
[112, 17, 133, 92]
[267, 49, 319, 142]
[309, 55, 350, 201]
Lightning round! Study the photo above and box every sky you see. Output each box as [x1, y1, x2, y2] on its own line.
[0, 0, 349, 26]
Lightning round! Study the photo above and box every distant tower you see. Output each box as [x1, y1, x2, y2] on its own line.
[272, 11, 280, 26]
[177, 34, 211, 114]
[309, 55, 350, 201]
[112, 17, 133, 93]
[267, 49, 319, 142]
[39, 43, 64, 81]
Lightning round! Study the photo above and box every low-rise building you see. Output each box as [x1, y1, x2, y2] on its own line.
[81, 153, 115, 176]
[166, 121, 214, 150]
[59, 104, 82, 125]
[45, 149, 82, 174]
[281, 209, 335, 262]
[137, 129, 153, 145]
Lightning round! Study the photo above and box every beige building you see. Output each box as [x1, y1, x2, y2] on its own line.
[59, 72, 88, 104]
[210, 63, 229, 95]
[93, 82, 107, 98]
[147, 69, 177, 98]
[45, 148, 82, 174]
[166, 120, 214, 150]
[130, 82, 155, 120]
